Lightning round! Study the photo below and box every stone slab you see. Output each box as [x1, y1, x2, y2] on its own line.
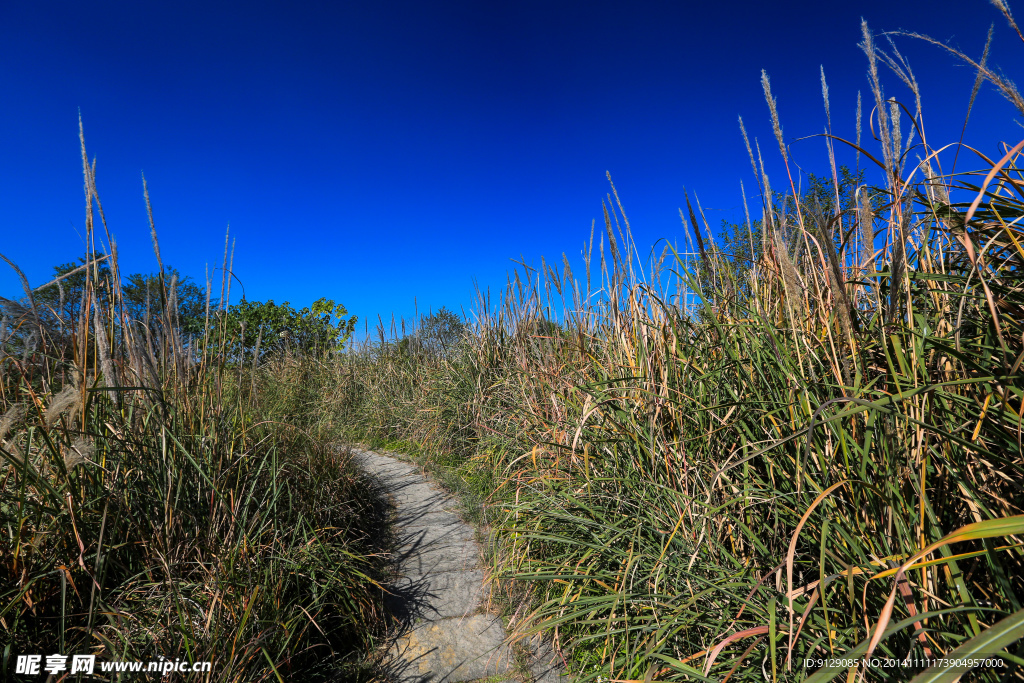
[391, 483, 449, 501]
[528, 635, 566, 683]
[396, 520, 475, 553]
[398, 537, 479, 576]
[352, 450, 418, 472]
[370, 471, 421, 485]
[396, 509, 465, 530]
[393, 498, 460, 522]
[388, 614, 512, 683]
[353, 447, 527, 683]
[385, 569, 488, 621]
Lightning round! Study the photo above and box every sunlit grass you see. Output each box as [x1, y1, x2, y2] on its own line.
[0, 129, 388, 682]
[324, 18, 1024, 682]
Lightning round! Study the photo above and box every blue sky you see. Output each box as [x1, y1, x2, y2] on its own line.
[1, 0, 1020, 334]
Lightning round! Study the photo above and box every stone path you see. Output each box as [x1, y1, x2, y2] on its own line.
[352, 448, 565, 683]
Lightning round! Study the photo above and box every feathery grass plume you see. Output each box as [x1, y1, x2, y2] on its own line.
[167, 272, 180, 366]
[0, 314, 9, 376]
[63, 437, 94, 471]
[855, 89, 863, 168]
[858, 187, 876, 270]
[584, 218, 595, 292]
[775, 226, 803, 316]
[740, 179, 755, 264]
[602, 202, 621, 265]
[203, 263, 212, 345]
[91, 273, 118, 397]
[888, 209, 910, 331]
[738, 116, 759, 186]
[225, 237, 236, 307]
[142, 171, 172, 365]
[683, 188, 707, 267]
[0, 402, 25, 443]
[861, 19, 895, 175]
[109, 237, 122, 306]
[971, 25, 993, 118]
[142, 174, 164, 279]
[879, 33, 923, 151]
[608, 173, 642, 282]
[991, 0, 1024, 44]
[219, 225, 230, 313]
[820, 65, 832, 128]
[761, 70, 788, 163]
[901, 29, 1024, 116]
[44, 385, 81, 428]
[919, 155, 949, 205]
[754, 137, 774, 217]
[889, 97, 903, 168]
[950, 24, 994, 174]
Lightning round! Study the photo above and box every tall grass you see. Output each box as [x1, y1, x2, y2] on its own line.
[326, 18, 1024, 682]
[0, 129, 387, 681]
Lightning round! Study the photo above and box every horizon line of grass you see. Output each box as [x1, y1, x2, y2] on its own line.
[317, 13, 1024, 683]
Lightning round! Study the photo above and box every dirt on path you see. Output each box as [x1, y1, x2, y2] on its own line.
[352, 448, 564, 683]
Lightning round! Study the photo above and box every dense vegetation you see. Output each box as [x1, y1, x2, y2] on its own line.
[321, 17, 1024, 683]
[0, 132, 386, 681]
[4, 10, 1024, 683]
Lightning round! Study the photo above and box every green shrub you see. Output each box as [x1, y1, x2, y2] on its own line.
[0, 137, 385, 682]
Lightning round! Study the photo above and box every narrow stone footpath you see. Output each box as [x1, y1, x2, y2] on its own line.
[353, 448, 564, 683]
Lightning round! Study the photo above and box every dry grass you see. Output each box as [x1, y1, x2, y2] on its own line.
[0, 127, 388, 681]
[324, 17, 1024, 682]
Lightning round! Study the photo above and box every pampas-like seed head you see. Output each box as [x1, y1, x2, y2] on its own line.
[919, 157, 950, 205]
[45, 385, 81, 428]
[775, 228, 804, 322]
[855, 90, 862, 168]
[0, 403, 26, 443]
[64, 437, 94, 471]
[858, 190, 875, 269]
[761, 70, 787, 163]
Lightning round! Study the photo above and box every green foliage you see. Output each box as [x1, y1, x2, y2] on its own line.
[27, 258, 208, 339]
[122, 268, 208, 338]
[397, 307, 466, 359]
[717, 166, 870, 286]
[224, 297, 357, 359]
[2, 153, 383, 682]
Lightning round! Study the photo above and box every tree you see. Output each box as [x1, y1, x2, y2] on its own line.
[397, 308, 466, 360]
[32, 258, 112, 327]
[121, 269, 208, 339]
[13, 260, 209, 361]
[715, 165, 877, 299]
[223, 297, 357, 360]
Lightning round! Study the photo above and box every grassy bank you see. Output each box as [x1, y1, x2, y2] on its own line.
[0, 133, 388, 681]
[321, 19, 1024, 683]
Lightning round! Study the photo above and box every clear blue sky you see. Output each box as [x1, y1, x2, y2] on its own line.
[1, 1, 1020, 333]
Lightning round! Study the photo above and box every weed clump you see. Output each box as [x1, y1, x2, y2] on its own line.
[326, 16, 1024, 682]
[0, 128, 387, 682]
